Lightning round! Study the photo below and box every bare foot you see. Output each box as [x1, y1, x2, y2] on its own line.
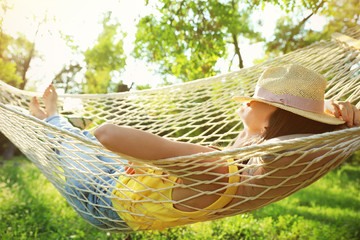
[30, 97, 47, 120]
[43, 84, 58, 117]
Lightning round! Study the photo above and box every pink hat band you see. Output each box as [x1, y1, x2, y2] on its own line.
[254, 86, 325, 114]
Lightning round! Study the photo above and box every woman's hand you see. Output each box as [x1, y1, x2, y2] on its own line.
[325, 100, 360, 127]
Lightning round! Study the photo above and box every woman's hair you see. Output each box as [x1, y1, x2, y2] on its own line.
[263, 108, 339, 140]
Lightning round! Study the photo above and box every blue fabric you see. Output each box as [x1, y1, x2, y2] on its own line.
[45, 115, 129, 230]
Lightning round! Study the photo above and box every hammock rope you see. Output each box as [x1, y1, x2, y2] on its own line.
[1, 26, 360, 232]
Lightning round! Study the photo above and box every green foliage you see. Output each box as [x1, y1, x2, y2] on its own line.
[263, 0, 360, 55]
[2, 0, 360, 89]
[136, 84, 152, 91]
[55, 12, 127, 94]
[264, 0, 325, 54]
[1, 157, 359, 239]
[320, 0, 360, 35]
[134, 0, 360, 83]
[7, 33, 39, 87]
[133, 0, 262, 83]
[0, 13, 22, 87]
[0, 58, 22, 86]
[0, 3, 43, 89]
[82, 12, 127, 94]
[246, 0, 325, 13]
[265, 15, 323, 55]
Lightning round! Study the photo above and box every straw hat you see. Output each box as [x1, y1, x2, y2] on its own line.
[233, 64, 345, 125]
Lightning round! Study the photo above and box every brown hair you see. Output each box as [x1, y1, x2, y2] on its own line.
[263, 108, 339, 140]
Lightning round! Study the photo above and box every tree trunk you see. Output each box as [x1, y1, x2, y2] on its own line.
[283, 0, 325, 53]
[232, 33, 243, 69]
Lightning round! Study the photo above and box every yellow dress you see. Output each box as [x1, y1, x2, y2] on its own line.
[112, 159, 239, 230]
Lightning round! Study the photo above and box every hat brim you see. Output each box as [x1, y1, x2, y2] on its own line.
[233, 96, 345, 125]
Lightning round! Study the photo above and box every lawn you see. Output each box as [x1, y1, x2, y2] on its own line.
[0, 157, 359, 240]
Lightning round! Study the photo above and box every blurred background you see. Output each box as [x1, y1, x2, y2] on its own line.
[1, 0, 359, 94]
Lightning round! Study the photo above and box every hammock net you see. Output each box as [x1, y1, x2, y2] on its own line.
[1, 26, 360, 232]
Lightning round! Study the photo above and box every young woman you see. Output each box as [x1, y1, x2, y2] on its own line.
[30, 64, 360, 231]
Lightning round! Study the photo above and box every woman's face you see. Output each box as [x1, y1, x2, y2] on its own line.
[237, 101, 277, 134]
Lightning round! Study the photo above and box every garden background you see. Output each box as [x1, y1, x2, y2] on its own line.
[1, 0, 359, 239]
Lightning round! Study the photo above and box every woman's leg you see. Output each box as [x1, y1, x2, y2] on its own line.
[30, 86, 129, 230]
[46, 115, 128, 228]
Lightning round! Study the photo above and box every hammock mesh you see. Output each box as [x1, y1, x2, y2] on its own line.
[1, 26, 360, 232]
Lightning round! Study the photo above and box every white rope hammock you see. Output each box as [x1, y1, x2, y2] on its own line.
[1, 26, 360, 232]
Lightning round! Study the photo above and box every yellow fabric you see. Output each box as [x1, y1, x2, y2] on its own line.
[112, 159, 239, 230]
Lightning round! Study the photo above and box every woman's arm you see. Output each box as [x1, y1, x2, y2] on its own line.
[94, 123, 215, 160]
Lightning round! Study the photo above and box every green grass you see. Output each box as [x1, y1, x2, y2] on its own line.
[0, 157, 359, 240]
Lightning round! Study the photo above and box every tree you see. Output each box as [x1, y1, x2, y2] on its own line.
[0, 1, 49, 159]
[265, 15, 324, 57]
[53, 33, 84, 93]
[82, 12, 127, 94]
[9, 33, 41, 89]
[55, 12, 127, 94]
[53, 62, 82, 94]
[0, 1, 22, 87]
[133, 0, 262, 83]
[134, 0, 360, 78]
[252, 0, 360, 56]
[0, 0, 21, 160]
[0, 32, 41, 89]
[266, 0, 325, 54]
[0, 4, 46, 90]
[0, 57, 22, 87]
[320, 0, 360, 35]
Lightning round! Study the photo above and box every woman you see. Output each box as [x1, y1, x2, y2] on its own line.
[30, 64, 359, 231]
